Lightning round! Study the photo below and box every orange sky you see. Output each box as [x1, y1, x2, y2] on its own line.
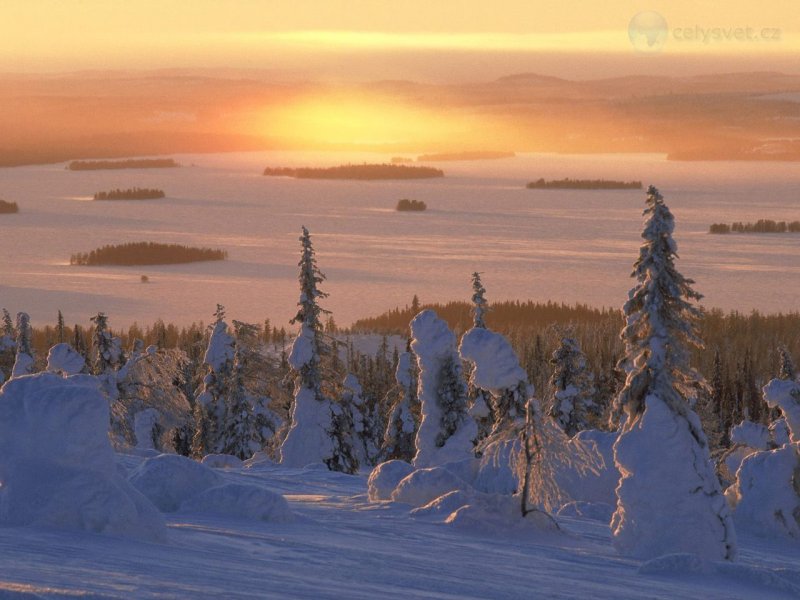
[1, 1, 798, 80]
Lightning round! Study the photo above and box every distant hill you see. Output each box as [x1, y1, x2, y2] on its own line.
[263, 164, 444, 180]
[68, 158, 179, 170]
[417, 151, 515, 161]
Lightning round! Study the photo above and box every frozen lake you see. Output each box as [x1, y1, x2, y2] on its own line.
[1, 151, 799, 328]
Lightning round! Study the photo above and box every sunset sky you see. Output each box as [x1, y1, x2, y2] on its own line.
[2, 1, 798, 80]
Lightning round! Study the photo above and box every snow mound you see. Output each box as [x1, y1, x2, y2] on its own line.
[128, 454, 223, 512]
[459, 328, 528, 392]
[202, 454, 244, 469]
[243, 451, 276, 470]
[728, 444, 800, 539]
[557, 501, 615, 522]
[368, 460, 415, 501]
[730, 420, 770, 450]
[181, 483, 296, 523]
[46, 343, 86, 376]
[763, 379, 800, 443]
[444, 495, 560, 535]
[0, 373, 165, 540]
[391, 467, 468, 507]
[639, 553, 800, 596]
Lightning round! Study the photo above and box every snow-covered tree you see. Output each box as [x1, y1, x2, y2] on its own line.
[46, 343, 87, 376]
[548, 336, 596, 436]
[192, 305, 235, 457]
[56, 310, 65, 344]
[727, 378, 800, 538]
[778, 346, 797, 381]
[2, 309, 14, 338]
[611, 186, 736, 561]
[11, 312, 34, 378]
[466, 272, 493, 442]
[281, 227, 357, 473]
[220, 330, 261, 460]
[343, 374, 380, 467]
[411, 309, 477, 467]
[383, 346, 419, 461]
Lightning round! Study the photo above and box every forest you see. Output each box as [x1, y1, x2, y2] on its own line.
[68, 158, 180, 171]
[93, 187, 165, 201]
[70, 242, 227, 266]
[0, 199, 19, 213]
[526, 178, 643, 190]
[709, 219, 800, 234]
[263, 164, 445, 180]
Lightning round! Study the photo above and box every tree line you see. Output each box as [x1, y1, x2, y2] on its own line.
[263, 163, 445, 180]
[709, 219, 800, 234]
[94, 187, 165, 200]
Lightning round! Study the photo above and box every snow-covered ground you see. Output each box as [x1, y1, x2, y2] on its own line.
[1, 151, 800, 328]
[2, 454, 799, 600]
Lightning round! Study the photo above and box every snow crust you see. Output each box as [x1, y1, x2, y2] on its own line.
[128, 454, 223, 512]
[0, 373, 165, 540]
[45, 343, 86, 376]
[612, 394, 736, 560]
[181, 483, 295, 523]
[202, 454, 245, 469]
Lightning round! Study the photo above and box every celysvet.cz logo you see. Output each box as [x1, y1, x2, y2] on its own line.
[628, 11, 782, 54]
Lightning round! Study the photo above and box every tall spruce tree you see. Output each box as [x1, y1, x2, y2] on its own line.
[611, 185, 736, 560]
[280, 226, 357, 473]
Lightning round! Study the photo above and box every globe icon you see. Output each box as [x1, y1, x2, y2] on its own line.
[628, 11, 668, 53]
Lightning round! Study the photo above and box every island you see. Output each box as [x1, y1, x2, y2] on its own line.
[709, 220, 800, 234]
[391, 156, 414, 164]
[526, 178, 643, 190]
[396, 199, 427, 212]
[70, 242, 227, 266]
[416, 151, 515, 161]
[0, 199, 19, 214]
[93, 187, 165, 201]
[67, 158, 180, 171]
[263, 164, 444, 180]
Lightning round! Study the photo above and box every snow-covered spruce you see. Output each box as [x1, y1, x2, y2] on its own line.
[343, 374, 380, 467]
[383, 348, 419, 462]
[192, 305, 235, 456]
[548, 336, 596, 436]
[280, 226, 357, 473]
[726, 378, 800, 538]
[411, 310, 477, 467]
[611, 186, 736, 561]
[11, 311, 34, 378]
[47, 342, 88, 376]
[466, 272, 494, 443]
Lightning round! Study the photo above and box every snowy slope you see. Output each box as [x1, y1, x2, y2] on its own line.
[1, 453, 799, 599]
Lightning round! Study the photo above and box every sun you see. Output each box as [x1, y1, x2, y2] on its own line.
[261, 93, 470, 148]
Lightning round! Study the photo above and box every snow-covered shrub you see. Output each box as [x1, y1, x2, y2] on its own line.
[46, 343, 87, 376]
[727, 378, 800, 538]
[181, 483, 295, 523]
[383, 350, 419, 462]
[391, 466, 469, 507]
[367, 460, 415, 501]
[128, 453, 223, 512]
[0, 373, 165, 540]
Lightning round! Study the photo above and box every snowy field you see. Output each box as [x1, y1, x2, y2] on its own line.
[1, 455, 799, 600]
[1, 151, 800, 328]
